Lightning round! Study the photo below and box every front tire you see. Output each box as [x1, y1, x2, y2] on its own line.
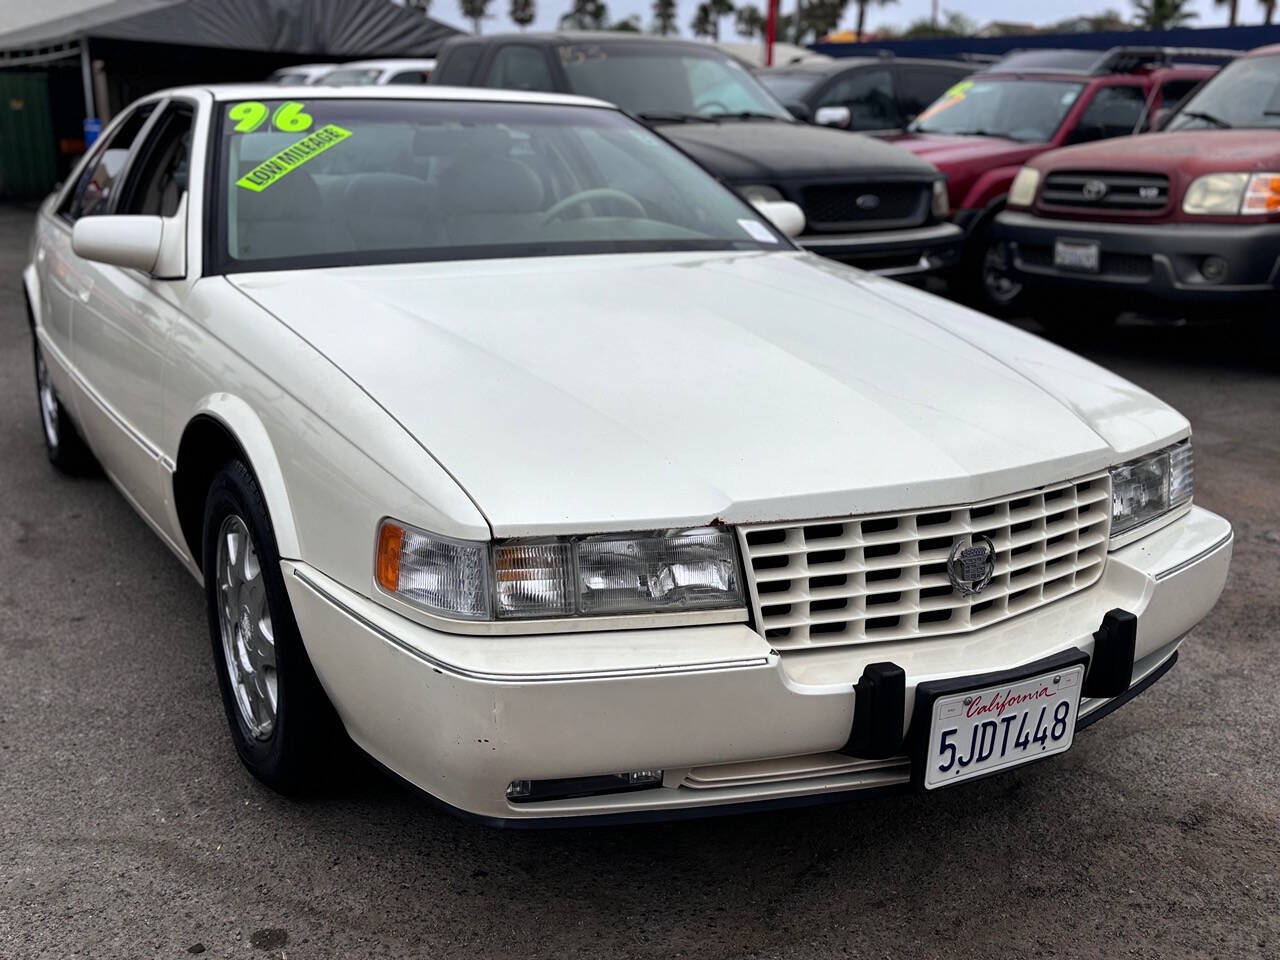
[202, 459, 341, 794]
[32, 339, 97, 474]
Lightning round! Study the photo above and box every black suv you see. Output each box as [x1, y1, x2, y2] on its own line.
[757, 55, 977, 136]
[432, 33, 960, 276]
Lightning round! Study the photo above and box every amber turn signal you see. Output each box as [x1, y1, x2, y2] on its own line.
[376, 521, 405, 592]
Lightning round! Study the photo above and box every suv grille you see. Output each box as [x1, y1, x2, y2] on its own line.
[800, 182, 929, 232]
[1041, 171, 1170, 211]
[740, 475, 1110, 651]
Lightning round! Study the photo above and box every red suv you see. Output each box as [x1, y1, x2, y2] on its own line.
[995, 44, 1280, 326]
[889, 47, 1227, 311]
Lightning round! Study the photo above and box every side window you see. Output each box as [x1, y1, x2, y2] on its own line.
[434, 44, 482, 85]
[117, 104, 194, 218]
[61, 104, 156, 221]
[819, 69, 898, 131]
[483, 45, 554, 92]
[1069, 85, 1147, 143]
[388, 70, 429, 85]
[897, 67, 964, 123]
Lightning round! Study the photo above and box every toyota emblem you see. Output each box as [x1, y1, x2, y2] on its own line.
[1081, 179, 1108, 201]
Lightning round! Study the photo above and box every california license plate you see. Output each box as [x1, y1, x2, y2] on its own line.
[923, 665, 1084, 790]
[1053, 239, 1100, 272]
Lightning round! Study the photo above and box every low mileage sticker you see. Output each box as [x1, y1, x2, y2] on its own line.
[235, 124, 353, 192]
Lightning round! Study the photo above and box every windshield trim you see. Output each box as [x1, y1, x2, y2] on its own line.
[203, 97, 792, 278]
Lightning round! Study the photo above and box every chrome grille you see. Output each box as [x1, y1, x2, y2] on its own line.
[740, 474, 1111, 650]
[1041, 171, 1170, 211]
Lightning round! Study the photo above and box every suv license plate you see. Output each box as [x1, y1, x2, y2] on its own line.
[1054, 239, 1100, 272]
[923, 665, 1084, 790]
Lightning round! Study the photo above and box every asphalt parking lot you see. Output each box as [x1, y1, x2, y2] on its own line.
[1, 202, 1277, 960]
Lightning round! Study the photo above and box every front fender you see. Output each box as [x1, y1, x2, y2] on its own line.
[960, 168, 1020, 215]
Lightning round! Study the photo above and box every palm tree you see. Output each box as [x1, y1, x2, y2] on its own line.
[1264, 0, 1277, 23]
[509, 0, 535, 29]
[1214, 0, 1238, 25]
[652, 0, 679, 34]
[691, 1, 718, 38]
[559, 0, 609, 29]
[1131, 0, 1197, 29]
[459, 0, 492, 33]
[736, 3, 766, 37]
[405, 0, 433, 14]
[853, 0, 897, 41]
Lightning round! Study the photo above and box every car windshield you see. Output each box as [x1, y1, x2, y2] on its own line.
[213, 98, 786, 272]
[911, 78, 1085, 142]
[755, 72, 820, 104]
[321, 68, 382, 86]
[1166, 55, 1280, 130]
[557, 42, 793, 120]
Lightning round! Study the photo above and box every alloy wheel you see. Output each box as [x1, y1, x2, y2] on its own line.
[215, 514, 278, 740]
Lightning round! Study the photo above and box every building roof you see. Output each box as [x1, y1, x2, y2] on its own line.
[0, 0, 461, 56]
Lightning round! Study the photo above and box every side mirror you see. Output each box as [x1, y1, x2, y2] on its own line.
[814, 105, 851, 129]
[752, 199, 805, 238]
[71, 194, 187, 278]
[785, 101, 812, 123]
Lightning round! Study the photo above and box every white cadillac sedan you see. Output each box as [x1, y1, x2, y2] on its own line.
[25, 85, 1231, 825]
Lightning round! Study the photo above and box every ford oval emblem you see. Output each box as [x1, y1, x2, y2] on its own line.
[855, 193, 881, 211]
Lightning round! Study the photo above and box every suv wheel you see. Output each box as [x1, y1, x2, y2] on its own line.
[980, 239, 1024, 313]
[202, 459, 343, 793]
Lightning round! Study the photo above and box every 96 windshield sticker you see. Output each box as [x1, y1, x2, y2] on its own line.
[236, 124, 353, 192]
[228, 100, 314, 133]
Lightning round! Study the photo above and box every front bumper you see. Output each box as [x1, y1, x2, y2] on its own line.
[994, 211, 1280, 306]
[285, 505, 1231, 825]
[798, 221, 963, 276]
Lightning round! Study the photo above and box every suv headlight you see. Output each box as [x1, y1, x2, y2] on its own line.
[931, 179, 950, 218]
[375, 521, 744, 622]
[1008, 166, 1040, 207]
[1183, 173, 1280, 215]
[1110, 439, 1193, 539]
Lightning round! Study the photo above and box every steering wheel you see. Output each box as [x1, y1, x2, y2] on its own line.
[698, 100, 731, 116]
[540, 188, 647, 224]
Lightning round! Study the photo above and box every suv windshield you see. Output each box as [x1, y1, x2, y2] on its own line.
[911, 78, 1084, 142]
[214, 98, 785, 272]
[557, 42, 792, 120]
[1166, 55, 1280, 131]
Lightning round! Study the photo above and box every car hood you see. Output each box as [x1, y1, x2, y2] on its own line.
[1028, 130, 1280, 175]
[228, 253, 1184, 536]
[657, 120, 940, 181]
[890, 132, 1038, 170]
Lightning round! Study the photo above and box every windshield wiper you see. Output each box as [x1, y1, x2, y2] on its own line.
[713, 111, 789, 121]
[636, 112, 715, 124]
[1179, 110, 1232, 129]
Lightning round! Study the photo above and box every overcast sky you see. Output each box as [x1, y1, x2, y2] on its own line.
[422, 0, 1242, 39]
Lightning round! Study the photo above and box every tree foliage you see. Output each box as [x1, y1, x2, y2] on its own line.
[652, 0, 679, 34]
[559, 0, 609, 29]
[900, 9, 977, 36]
[735, 3, 766, 38]
[509, 0, 535, 29]
[459, 0, 492, 33]
[690, 0, 735, 40]
[1131, 0, 1198, 28]
[404, 0, 433, 15]
[853, 0, 897, 41]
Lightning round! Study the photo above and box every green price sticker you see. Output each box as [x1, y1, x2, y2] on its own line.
[228, 100, 314, 133]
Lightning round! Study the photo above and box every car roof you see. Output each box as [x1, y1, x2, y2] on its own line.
[1247, 44, 1280, 57]
[444, 31, 714, 51]
[758, 56, 973, 76]
[984, 46, 1235, 78]
[331, 59, 438, 70]
[159, 83, 613, 109]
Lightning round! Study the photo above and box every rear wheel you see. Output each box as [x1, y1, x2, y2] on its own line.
[32, 339, 97, 474]
[203, 459, 342, 793]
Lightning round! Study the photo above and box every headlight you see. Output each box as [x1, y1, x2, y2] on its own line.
[376, 521, 743, 622]
[931, 179, 950, 218]
[1183, 173, 1248, 214]
[1110, 439, 1193, 539]
[1008, 167, 1040, 207]
[739, 184, 783, 204]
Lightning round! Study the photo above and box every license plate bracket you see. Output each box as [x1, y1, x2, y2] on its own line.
[1053, 238, 1101, 273]
[909, 648, 1090, 790]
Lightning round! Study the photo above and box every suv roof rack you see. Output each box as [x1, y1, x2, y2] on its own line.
[987, 45, 1238, 76]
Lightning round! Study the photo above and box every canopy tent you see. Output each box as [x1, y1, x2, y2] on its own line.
[0, 0, 462, 196]
[0, 0, 460, 57]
